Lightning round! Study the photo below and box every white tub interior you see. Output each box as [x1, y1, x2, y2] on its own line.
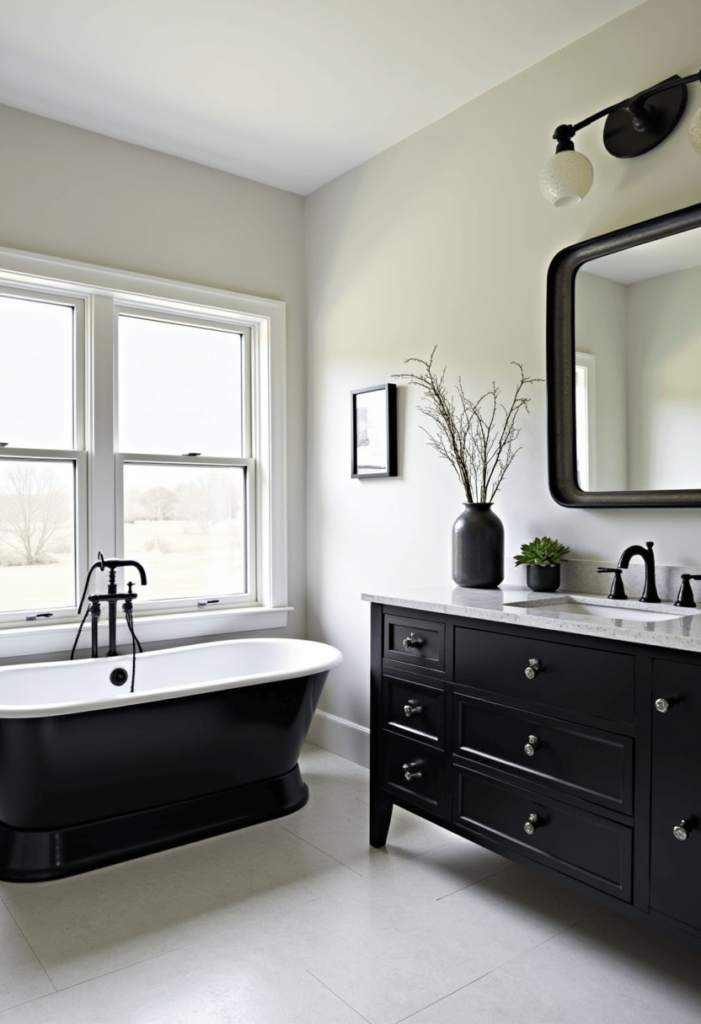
[0, 638, 343, 718]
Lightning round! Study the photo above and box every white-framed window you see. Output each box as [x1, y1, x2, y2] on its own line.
[0, 247, 288, 656]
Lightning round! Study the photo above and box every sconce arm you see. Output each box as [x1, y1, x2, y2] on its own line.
[632, 70, 701, 107]
[554, 70, 701, 144]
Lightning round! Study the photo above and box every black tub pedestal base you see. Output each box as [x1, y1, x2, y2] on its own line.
[0, 765, 308, 882]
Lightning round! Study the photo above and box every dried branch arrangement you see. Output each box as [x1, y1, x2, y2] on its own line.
[394, 348, 542, 504]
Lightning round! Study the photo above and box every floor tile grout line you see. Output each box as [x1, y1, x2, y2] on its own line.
[7, 937, 201, 1011]
[277, 819, 478, 886]
[523, 906, 602, 956]
[278, 822, 367, 877]
[392, 905, 605, 1015]
[393, 963, 508, 1024]
[305, 968, 374, 1023]
[11, 864, 373, 1002]
[5, 879, 270, 1002]
[536, 903, 606, 941]
[434, 862, 517, 902]
[3, 901, 57, 995]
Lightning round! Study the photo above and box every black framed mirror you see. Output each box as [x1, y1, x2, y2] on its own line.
[547, 201, 701, 508]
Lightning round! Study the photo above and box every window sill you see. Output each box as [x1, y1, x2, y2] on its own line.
[0, 606, 292, 661]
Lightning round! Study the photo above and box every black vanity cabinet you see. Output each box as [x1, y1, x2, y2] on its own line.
[369, 602, 701, 954]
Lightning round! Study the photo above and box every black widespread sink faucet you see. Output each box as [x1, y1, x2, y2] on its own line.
[78, 553, 148, 657]
[617, 541, 660, 604]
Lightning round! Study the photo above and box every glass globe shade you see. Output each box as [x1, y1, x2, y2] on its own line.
[539, 150, 594, 207]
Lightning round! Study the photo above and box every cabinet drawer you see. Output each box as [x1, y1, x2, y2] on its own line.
[455, 626, 634, 724]
[383, 675, 444, 745]
[453, 763, 632, 901]
[382, 732, 445, 814]
[384, 615, 445, 673]
[453, 694, 633, 814]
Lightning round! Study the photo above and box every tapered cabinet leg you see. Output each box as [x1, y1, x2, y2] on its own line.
[370, 795, 393, 848]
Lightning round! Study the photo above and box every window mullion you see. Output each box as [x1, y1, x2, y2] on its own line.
[89, 294, 117, 562]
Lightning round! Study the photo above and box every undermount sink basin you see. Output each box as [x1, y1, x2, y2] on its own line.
[504, 595, 692, 624]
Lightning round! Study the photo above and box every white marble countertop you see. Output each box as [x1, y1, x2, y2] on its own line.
[362, 584, 701, 654]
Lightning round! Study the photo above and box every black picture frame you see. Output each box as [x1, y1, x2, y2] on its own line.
[351, 384, 397, 479]
[547, 200, 701, 508]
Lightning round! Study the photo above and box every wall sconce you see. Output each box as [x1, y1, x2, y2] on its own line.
[540, 70, 701, 207]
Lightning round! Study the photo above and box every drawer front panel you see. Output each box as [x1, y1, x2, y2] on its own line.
[455, 627, 634, 724]
[453, 764, 632, 900]
[383, 675, 444, 746]
[384, 615, 445, 673]
[454, 695, 633, 813]
[383, 732, 445, 814]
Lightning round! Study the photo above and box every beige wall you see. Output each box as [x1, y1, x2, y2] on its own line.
[304, 0, 701, 753]
[0, 103, 307, 638]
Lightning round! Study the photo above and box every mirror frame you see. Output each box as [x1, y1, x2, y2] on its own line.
[547, 201, 701, 508]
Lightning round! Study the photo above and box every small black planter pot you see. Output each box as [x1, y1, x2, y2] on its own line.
[452, 503, 504, 588]
[526, 564, 561, 592]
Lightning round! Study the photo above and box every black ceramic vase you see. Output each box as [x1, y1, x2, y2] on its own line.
[526, 564, 561, 592]
[452, 503, 504, 588]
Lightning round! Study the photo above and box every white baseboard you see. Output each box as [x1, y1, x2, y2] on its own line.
[307, 710, 370, 768]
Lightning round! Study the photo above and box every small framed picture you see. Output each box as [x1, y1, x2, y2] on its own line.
[351, 383, 397, 478]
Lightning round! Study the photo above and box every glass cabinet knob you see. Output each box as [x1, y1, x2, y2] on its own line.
[524, 659, 540, 680]
[673, 820, 690, 841]
[524, 735, 539, 757]
[654, 697, 671, 713]
[403, 700, 423, 718]
[402, 762, 423, 782]
[402, 632, 424, 650]
[523, 813, 539, 835]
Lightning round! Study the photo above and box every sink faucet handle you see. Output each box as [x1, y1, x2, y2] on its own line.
[674, 573, 701, 609]
[597, 567, 627, 601]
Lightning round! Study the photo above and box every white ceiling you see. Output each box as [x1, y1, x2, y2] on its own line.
[0, 0, 646, 195]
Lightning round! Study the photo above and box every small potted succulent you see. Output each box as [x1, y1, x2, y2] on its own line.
[514, 536, 570, 592]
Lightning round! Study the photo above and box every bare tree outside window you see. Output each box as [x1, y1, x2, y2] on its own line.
[0, 463, 72, 565]
[0, 460, 76, 612]
[123, 464, 246, 600]
[175, 473, 241, 535]
[132, 486, 178, 522]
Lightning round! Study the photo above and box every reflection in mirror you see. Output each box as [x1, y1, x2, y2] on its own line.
[574, 227, 701, 492]
[574, 353, 595, 490]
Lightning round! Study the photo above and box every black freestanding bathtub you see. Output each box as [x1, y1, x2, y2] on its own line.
[0, 637, 342, 881]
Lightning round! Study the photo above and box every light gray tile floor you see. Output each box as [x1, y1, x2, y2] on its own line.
[1, 742, 700, 1023]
